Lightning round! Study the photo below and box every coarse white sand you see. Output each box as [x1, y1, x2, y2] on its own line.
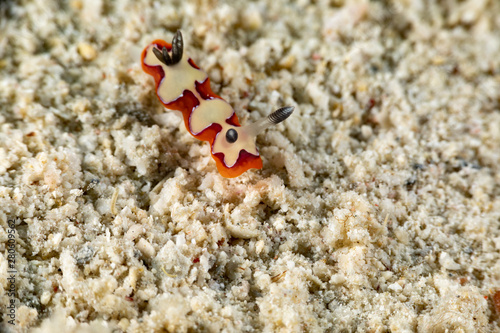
[0, 0, 499, 332]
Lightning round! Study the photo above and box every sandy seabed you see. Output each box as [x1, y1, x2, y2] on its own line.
[1, 0, 500, 332]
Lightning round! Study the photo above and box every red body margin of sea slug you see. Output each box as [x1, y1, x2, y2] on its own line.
[141, 39, 262, 178]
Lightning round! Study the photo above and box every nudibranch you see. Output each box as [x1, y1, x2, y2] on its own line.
[141, 31, 294, 178]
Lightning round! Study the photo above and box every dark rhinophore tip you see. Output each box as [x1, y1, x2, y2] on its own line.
[244, 106, 295, 137]
[152, 30, 184, 66]
[268, 106, 295, 124]
[171, 30, 183, 64]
